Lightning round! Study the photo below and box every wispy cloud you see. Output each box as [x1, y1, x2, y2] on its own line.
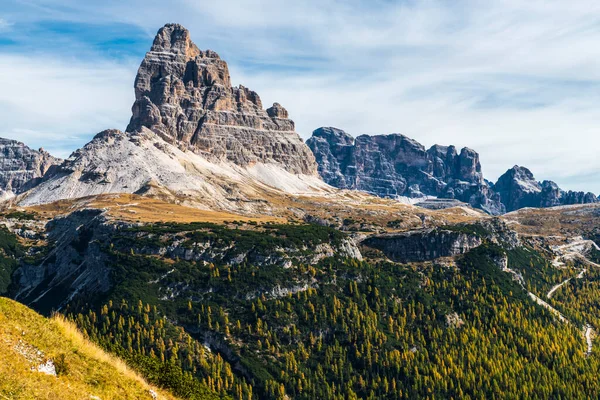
[0, 17, 13, 31]
[0, 54, 136, 158]
[2, 0, 600, 192]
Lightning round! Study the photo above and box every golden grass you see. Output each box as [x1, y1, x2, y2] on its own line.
[0, 297, 178, 400]
[25, 193, 284, 224]
[502, 203, 600, 238]
[21, 190, 485, 233]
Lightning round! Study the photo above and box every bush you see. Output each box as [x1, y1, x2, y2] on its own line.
[54, 353, 69, 376]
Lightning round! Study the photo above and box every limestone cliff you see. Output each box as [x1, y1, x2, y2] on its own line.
[126, 23, 317, 175]
[0, 138, 61, 198]
[307, 127, 504, 214]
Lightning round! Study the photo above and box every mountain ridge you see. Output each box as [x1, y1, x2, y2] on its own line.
[307, 126, 598, 214]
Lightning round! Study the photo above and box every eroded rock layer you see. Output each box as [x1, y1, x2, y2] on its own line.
[126, 23, 317, 175]
[306, 127, 504, 214]
[0, 138, 61, 197]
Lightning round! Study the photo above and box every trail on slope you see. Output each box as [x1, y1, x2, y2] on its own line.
[501, 257, 593, 354]
[547, 268, 586, 299]
[551, 237, 600, 267]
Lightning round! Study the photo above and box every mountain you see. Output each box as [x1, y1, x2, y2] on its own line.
[19, 23, 324, 210]
[126, 23, 317, 175]
[6, 19, 600, 400]
[306, 126, 505, 214]
[493, 165, 598, 212]
[0, 138, 61, 200]
[307, 127, 598, 214]
[0, 297, 194, 400]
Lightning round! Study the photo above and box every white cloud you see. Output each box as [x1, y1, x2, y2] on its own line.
[0, 54, 136, 158]
[3, 0, 600, 192]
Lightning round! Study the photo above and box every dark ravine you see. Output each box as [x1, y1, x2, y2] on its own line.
[307, 127, 598, 214]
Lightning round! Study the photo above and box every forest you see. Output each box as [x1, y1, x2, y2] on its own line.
[59, 222, 600, 400]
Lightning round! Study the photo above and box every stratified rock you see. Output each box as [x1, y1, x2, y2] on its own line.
[361, 228, 483, 263]
[126, 23, 317, 175]
[361, 218, 519, 263]
[495, 165, 598, 212]
[20, 23, 328, 208]
[19, 128, 327, 210]
[0, 138, 61, 198]
[306, 127, 505, 214]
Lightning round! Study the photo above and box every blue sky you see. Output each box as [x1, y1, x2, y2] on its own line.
[2, 0, 600, 192]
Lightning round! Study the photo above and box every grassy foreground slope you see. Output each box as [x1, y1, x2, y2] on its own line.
[0, 297, 182, 400]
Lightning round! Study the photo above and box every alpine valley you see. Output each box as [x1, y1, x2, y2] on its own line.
[3, 23, 600, 400]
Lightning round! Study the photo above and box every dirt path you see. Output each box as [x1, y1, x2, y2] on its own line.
[528, 292, 569, 323]
[547, 279, 572, 299]
[502, 260, 595, 354]
[546, 268, 586, 299]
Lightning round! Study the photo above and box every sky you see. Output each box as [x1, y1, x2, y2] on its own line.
[1, 0, 600, 192]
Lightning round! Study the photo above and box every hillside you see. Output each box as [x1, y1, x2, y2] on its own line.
[2, 199, 600, 398]
[0, 297, 211, 400]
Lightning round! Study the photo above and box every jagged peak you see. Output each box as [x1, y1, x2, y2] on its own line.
[310, 127, 355, 145]
[150, 23, 201, 59]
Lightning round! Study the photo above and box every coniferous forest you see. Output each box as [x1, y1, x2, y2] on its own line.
[37, 221, 599, 400]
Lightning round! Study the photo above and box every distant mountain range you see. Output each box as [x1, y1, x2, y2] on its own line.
[0, 23, 595, 216]
[306, 127, 597, 214]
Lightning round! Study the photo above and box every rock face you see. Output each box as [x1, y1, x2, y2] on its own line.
[307, 127, 505, 214]
[362, 228, 483, 263]
[307, 127, 598, 214]
[126, 23, 317, 175]
[494, 166, 598, 212]
[361, 218, 519, 263]
[20, 23, 326, 208]
[0, 139, 61, 198]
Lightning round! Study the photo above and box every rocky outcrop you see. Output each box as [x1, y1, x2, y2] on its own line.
[361, 218, 519, 263]
[362, 228, 483, 263]
[306, 127, 505, 214]
[494, 166, 598, 212]
[126, 23, 317, 175]
[307, 127, 598, 215]
[0, 139, 61, 198]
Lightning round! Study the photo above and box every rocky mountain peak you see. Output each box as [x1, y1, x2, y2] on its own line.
[126, 23, 317, 175]
[494, 165, 597, 212]
[306, 126, 503, 213]
[19, 23, 327, 208]
[312, 127, 355, 146]
[150, 23, 201, 59]
[0, 138, 62, 198]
